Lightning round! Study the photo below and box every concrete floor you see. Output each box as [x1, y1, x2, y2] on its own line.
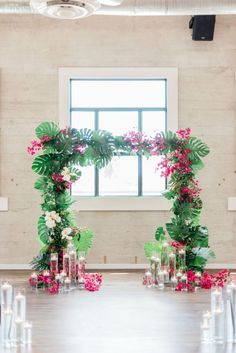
[0, 271, 235, 353]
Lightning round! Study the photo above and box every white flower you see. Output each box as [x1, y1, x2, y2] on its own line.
[61, 227, 72, 240]
[45, 211, 61, 229]
[61, 167, 71, 182]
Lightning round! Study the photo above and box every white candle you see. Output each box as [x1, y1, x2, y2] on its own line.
[43, 270, 50, 277]
[1, 282, 13, 308]
[158, 270, 164, 290]
[14, 318, 23, 345]
[2, 308, 13, 347]
[65, 277, 71, 291]
[212, 308, 224, 343]
[23, 321, 32, 345]
[15, 291, 26, 322]
[30, 272, 37, 279]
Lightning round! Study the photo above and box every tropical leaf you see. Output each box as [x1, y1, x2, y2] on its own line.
[186, 137, 210, 160]
[192, 247, 216, 259]
[73, 228, 93, 253]
[144, 242, 162, 260]
[155, 227, 166, 241]
[38, 216, 49, 246]
[35, 122, 59, 139]
[56, 192, 74, 211]
[34, 176, 48, 191]
[66, 211, 77, 227]
[32, 154, 59, 176]
[78, 128, 94, 142]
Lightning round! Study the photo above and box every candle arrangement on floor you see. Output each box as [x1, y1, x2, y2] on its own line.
[143, 240, 230, 292]
[0, 282, 32, 348]
[29, 243, 102, 294]
[200, 280, 236, 345]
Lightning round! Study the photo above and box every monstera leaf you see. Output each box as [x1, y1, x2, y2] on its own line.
[34, 176, 48, 191]
[155, 227, 166, 241]
[192, 247, 215, 259]
[56, 192, 74, 211]
[144, 242, 162, 261]
[38, 216, 49, 246]
[186, 137, 210, 160]
[73, 228, 94, 253]
[36, 122, 59, 139]
[32, 154, 59, 175]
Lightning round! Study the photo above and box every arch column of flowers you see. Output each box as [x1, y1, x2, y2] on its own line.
[28, 122, 213, 273]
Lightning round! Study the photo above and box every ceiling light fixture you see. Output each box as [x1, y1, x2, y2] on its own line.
[30, 0, 123, 19]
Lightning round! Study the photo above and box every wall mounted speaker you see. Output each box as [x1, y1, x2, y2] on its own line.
[189, 15, 216, 41]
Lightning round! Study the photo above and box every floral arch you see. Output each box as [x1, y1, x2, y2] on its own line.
[28, 121, 213, 273]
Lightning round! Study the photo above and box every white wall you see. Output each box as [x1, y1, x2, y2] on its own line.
[0, 14, 235, 266]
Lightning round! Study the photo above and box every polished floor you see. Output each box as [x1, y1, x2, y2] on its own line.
[0, 271, 235, 353]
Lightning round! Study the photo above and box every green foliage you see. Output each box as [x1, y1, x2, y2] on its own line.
[38, 216, 49, 246]
[186, 137, 210, 160]
[36, 122, 59, 139]
[155, 227, 166, 241]
[32, 154, 59, 176]
[56, 192, 75, 211]
[73, 229, 94, 253]
[144, 242, 162, 260]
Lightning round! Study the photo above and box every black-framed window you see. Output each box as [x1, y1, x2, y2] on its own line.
[70, 79, 167, 197]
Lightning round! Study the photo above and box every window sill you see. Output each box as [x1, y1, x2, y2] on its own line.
[71, 196, 171, 211]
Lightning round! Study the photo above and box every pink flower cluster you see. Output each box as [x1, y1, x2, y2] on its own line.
[175, 269, 230, 292]
[171, 241, 185, 249]
[51, 173, 73, 189]
[123, 131, 148, 153]
[84, 273, 103, 292]
[74, 144, 87, 154]
[29, 272, 102, 294]
[27, 135, 51, 155]
[180, 180, 202, 204]
[176, 128, 191, 139]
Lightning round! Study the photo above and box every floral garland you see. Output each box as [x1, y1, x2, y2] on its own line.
[28, 122, 211, 273]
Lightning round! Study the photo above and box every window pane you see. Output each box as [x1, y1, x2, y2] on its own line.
[99, 111, 138, 135]
[99, 156, 138, 196]
[71, 80, 166, 108]
[142, 157, 165, 195]
[71, 111, 94, 130]
[72, 166, 95, 196]
[142, 111, 166, 136]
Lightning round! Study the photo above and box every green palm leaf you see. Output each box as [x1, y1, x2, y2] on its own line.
[36, 122, 59, 139]
[38, 216, 49, 246]
[186, 137, 210, 160]
[32, 154, 59, 175]
[73, 228, 94, 253]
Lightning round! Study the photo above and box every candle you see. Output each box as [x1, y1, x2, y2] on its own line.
[78, 255, 86, 279]
[226, 282, 236, 342]
[168, 252, 176, 280]
[150, 255, 160, 287]
[55, 274, 61, 284]
[211, 287, 223, 313]
[30, 272, 37, 279]
[161, 242, 169, 269]
[65, 277, 71, 291]
[179, 248, 186, 269]
[1, 281, 13, 308]
[14, 318, 23, 345]
[50, 253, 58, 274]
[1, 307, 13, 348]
[158, 270, 164, 290]
[15, 291, 26, 322]
[43, 270, 50, 277]
[171, 276, 177, 291]
[176, 271, 182, 283]
[163, 269, 169, 284]
[201, 322, 212, 343]
[63, 253, 70, 277]
[69, 250, 77, 285]
[23, 321, 32, 345]
[212, 307, 224, 343]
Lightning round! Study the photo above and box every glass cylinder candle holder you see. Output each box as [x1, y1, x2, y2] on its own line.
[201, 322, 212, 343]
[176, 271, 182, 283]
[225, 282, 236, 343]
[150, 255, 160, 287]
[161, 242, 169, 270]
[1, 281, 13, 308]
[1, 307, 13, 348]
[163, 269, 169, 284]
[69, 250, 77, 285]
[23, 321, 32, 345]
[144, 269, 153, 288]
[178, 248, 186, 270]
[50, 253, 58, 274]
[211, 287, 223, 313]
[14, 289, 26, 322]
[13, 318, 24, 346]
[212, 306, 224, 344]
[181, 274, 188, 291]
[63, 253, 70, 277]
[64, 277, 71, 292]
[168, 252, 176, 280]
[171, 276, 177, 291]
[78, 251, 86, 279]
[78, 277, 85, 290]
[158, 270, 165, 290]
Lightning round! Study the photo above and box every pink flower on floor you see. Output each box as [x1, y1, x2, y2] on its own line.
[84, 273, 102, 292]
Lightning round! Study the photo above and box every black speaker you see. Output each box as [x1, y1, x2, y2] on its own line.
[189, 15, 216, 41]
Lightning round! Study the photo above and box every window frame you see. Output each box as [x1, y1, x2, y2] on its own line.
[59, 67, 178, 211]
